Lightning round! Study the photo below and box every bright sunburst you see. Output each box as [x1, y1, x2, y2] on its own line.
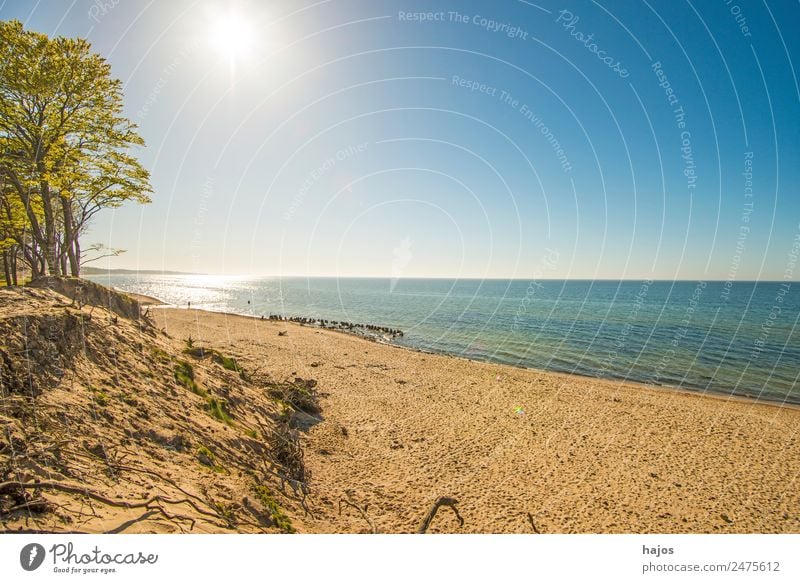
[208, 9, 255, 64]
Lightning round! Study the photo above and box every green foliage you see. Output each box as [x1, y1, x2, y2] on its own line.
[174, 360, 194, 382]
[89, 386, 109, 407]
[0, 20, 152, 277]
[252, 485, 294, 533]
[150, 346, 171, 363]
[213, 352, 242, 374]
[277, 401, 293, 424]
[183, 343, 246, 379]
[196, 445, 227, 474]
[175, 357, 234, 424]
[206, 397, 232, 425]
[197, 446, 217, 468]
[174, 361, 206, 396]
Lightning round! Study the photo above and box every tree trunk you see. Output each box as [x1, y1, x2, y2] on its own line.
[38, 177, 60, 276]
[21, 241, 41, 280]
[2, 251, 10, 286]
[31, 250, 44, 280]
[15, 187, 48, 273]
[60, 194, 80, 277]
[73, 238, 81, 277]
[10, 247, 17, 285]
[59, 244, 68, 275]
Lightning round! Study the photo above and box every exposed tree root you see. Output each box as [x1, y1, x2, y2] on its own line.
[417, 496, 464, 533]
[0, 480, 225, 525]
[104, 506, 197, 534]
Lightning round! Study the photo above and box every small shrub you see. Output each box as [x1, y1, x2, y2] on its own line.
[175, 360, 194, 381]
[212, 352, 240, 372]
[195, 445, 227, 473]
[89, 386, 110, 406]
[277, 402, 293, 424]
[253, 485, 294, 533]
[270, 423, 308, 484]
[184, 346, 208, 358]
[211, 351, 247, 379]
[197, 445, 215, 466]
[267, 378, 321, 415]
[150, 347, 171, 363]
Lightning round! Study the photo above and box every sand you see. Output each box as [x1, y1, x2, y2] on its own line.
[118, 290, 165, 306]
[151, 307, 800, 534]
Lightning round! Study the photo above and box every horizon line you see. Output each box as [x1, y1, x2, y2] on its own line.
[82, 270, 792, 283]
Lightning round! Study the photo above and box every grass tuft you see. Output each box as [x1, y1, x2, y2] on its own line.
[206, 396, 233, 425]
[183, 343, 247, 379]
[90, 387, 110, 407]
[252, 485, 294, 533]
[174, 361, 207, 396]
[213, 352, 243, 375]
[196, 445, 227, 473]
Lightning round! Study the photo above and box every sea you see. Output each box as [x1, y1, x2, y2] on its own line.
[85, 274, 800, 405]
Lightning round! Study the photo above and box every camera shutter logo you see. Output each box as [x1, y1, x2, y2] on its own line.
[20, 543, 46, 571]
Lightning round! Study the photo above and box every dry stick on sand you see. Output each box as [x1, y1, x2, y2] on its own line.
[417, 497, 464, 534]
[339, 492, 377, 533]
[527, 512, 541, 534]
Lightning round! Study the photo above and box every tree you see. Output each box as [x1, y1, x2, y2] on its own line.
[0, 178, 29, 284]
[0, 19, 151, 280]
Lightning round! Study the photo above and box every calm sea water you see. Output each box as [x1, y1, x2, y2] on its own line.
[86, 275, 800, 405]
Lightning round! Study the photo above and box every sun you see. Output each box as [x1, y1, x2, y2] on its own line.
[208, 9, 255, 62]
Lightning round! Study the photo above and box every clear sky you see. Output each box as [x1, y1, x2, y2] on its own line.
[3, 0, 799, 279]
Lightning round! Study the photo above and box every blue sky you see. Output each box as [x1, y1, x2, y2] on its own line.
[3, 0, 799, 279]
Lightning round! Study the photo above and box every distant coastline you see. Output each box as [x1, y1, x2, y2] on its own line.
[81, 267, 202, 275]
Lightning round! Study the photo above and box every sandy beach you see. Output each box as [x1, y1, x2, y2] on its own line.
[151, 306, 800, 534]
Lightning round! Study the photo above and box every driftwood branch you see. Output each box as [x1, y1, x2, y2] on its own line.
[527, 512, 541, 534]
[417, 496, 464, 533]
[338, 493, 377, 534]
